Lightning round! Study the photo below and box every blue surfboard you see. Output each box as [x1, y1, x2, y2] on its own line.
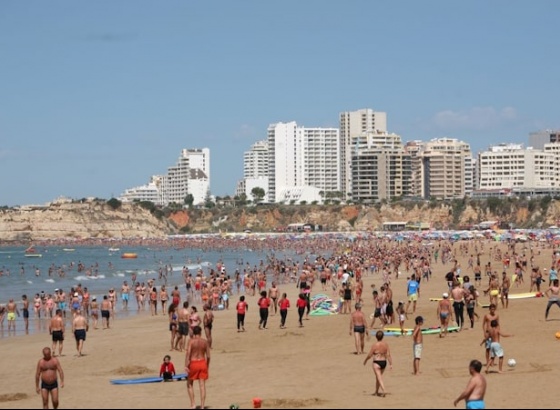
[110, 373, 187, 385]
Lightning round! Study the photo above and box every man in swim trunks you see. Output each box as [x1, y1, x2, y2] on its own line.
[72, 310, 88, 357]
[22, 294, 30, 333]
[349, 303, 367, 354]
[185, 325, 210, 410]
[6, 298, 20, 333]
[35, 346, 64, 409]
[49, 309, 65, 357]
[453, 359, 486, 409]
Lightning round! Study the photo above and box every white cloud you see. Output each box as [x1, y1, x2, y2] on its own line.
[432, 106, 518, 131]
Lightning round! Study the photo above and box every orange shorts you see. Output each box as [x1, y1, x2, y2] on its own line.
[188, 359, 208, 380]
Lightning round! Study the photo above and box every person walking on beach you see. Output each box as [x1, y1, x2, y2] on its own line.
[405, 274, 420, 314]
[101, 295, 111, 329]
[296, 293, 307, 327]
[49, 309, 65, 357]
[72, 309, 87, 357]
[453, 359, 487, 409]
[279, 292, 290, 328]
[350, 303, 367, 354]
[236, 295, 248, 332]
[364, 330, 392, 398]
[437, 293, 453, 338]
[6, 298, 20, 333]
[257, 290, 271, 330]
[268, 282, 279, 315]
[203, 304, 214, 349]
[185, 325, 210, 410]
[544, 279, 560, 320]
[35, 347, 64, 409]
[412, 316, 424, 375]
[121, 281, 130, 310]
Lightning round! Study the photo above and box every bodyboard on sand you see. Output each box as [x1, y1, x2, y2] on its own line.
[376, 326, 460, 337]
[110, 373, 187, 385]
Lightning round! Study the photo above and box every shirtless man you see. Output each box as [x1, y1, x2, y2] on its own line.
[6, 298, 20, 332]
[363, 330, 392, 397]
[35, 347, 64, 409]
[202, 304, 214, 349]
[49, 309, 65, 357]
[453, 359, 487, 409]
[451, 282, 466, 330]
[101, 295, 111, 329]
[481, 304, 499, 366]
[437, 293, 453, 338]
[500, 271, 511, 309]
[22, 294, 30, 333]
[176, 301, 190, 351]
[349, 303, 367, 354]
[268, 282, 279, 315]
[185, 325, 211, 410]
[484, 274, 500, 308]
[121, 281, 130, 310]
[72, 310, 88, 357]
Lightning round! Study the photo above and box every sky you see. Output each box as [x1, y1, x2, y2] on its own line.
[1, 1, 559, 207]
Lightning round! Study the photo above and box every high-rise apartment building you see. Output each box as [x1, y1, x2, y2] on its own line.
[414, 138, 472, 200]
[267, 121, 340, 203]
[351, 131, 410, 202]
[120, 148, 210, 207]
[339, 109, 387, 199]
[478, 144, 555, 190]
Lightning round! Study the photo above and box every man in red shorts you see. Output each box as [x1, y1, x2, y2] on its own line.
[185, 325, 210, 409]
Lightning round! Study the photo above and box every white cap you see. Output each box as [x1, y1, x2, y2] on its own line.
[442, 292, 449, 298]
[74, 292, 78, 296]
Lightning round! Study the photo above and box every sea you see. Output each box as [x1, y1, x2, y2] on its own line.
[0, 243, 297, 339]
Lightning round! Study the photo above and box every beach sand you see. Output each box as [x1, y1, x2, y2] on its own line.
[0, 240, 559, 409]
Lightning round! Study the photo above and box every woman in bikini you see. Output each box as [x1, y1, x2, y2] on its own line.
[363, 330, 393, 397]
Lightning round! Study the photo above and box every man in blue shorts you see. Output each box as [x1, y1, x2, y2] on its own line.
[454, 359, 487, 409]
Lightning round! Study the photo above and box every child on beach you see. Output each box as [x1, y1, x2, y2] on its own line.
[159, 354, 176, 381]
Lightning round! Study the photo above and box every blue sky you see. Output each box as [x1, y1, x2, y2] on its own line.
[1, 1, 559, 206]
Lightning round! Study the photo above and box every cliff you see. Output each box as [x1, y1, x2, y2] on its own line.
[0, 201, 177, 241]
[1, 197, 560, 241]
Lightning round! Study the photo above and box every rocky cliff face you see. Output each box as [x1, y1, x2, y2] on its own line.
[2, 198, 560, 241]
[0, 202, 177, 241]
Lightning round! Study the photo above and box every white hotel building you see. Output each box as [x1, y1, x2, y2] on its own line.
[267, 121, 340, 203]
[120, 148, 210, 207]
[236, 140, 270, 202]
[478, 144, 555, 190]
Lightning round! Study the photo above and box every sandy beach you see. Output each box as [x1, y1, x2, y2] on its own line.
[0, 239, 559, 409]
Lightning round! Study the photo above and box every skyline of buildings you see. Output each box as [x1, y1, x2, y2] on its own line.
[118, 108, 560, 207]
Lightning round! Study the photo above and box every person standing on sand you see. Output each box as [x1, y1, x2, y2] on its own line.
[72, 309, 88, 357]
[453, 359, 487, 409]
[350, 303, 367, 354]
[22, 294, 30, 333]
[296, 293, 307, 327]
[185, 325, 210, 410]
[544, 279, 560, 320]
[363, 330, 392, 397]
[268, 282, 279, 315]
[481, 304, 499, 366]
[49, 309, 65, 357]
[36, 347, 64, 410]
[412, 316, 424, 375]
[257, 290, 271, 330]
[6, 298, 20, 333]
